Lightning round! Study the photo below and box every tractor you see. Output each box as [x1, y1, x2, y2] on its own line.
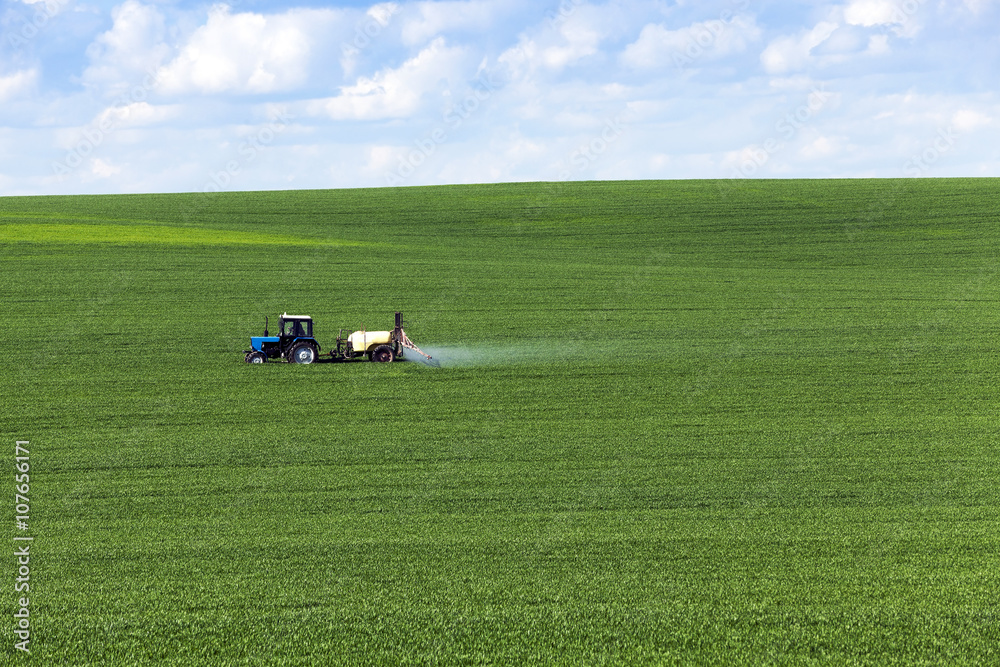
[244, 313, 319, 364]
[243, 312, 432, 364]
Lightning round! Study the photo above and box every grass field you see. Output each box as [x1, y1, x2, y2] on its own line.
[2, 179, 999, 664]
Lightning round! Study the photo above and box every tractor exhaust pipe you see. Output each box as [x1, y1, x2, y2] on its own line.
[264, 316, 269, 337]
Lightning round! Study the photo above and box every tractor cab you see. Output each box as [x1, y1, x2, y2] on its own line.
[279, 314, 313, 339]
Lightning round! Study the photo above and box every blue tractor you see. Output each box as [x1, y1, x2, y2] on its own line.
[243, 311, 434, 365]
[244, 312, 319, 364]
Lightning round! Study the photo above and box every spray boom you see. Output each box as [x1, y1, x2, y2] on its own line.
[400, 330, 433, 360]
[391, 311, 434, 362]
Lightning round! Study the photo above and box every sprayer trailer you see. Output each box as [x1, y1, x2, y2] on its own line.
[243, 311, 432, 364]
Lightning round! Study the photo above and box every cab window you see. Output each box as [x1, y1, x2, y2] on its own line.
[283, 320, 311, 337]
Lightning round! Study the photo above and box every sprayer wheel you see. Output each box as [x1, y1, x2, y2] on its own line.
[371, 345, 395, 363]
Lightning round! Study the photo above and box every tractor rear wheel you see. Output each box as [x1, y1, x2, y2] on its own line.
[371, 345, 395, 363]
[246, 351, 267, 364]
[290, 344, 317, 364]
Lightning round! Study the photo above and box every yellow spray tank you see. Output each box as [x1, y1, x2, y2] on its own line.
[333, 312, 434, 363]
[347, 330, 392, 354]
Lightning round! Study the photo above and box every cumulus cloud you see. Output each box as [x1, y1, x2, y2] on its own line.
[156, 6, 337, 95]
[961, 0, 999, 13]
[340, 3, 402, 75]
[760, 21, 839, 73]
[83, 0, 171, 95]
[866, 33, 891, 56]
[800, 135, 839, 159]
[0, 69, 38, 102]
[622, 15, 761, 70]
[500, 27, 599, 77]
[843, 0, 900, 26]
[2, 0, 999, 195]
[842, 0, 924, 37]
[90, 158, 122, 179]
[499, 3, 623, 78]
[952, 109, 992, 132]
[93, 102, 179, 129]
[399, 0, 501, 46]
[314, 37, 467, 120]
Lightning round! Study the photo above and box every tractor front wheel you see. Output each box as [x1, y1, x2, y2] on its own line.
[371, 345, 395, 363]
[246, 351, 266, 364]
[290, 344, 317, 364]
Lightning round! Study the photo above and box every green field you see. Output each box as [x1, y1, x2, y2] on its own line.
[2, 179, 999, 664]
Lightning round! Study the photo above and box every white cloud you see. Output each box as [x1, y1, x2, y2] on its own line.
[842, 0, 924, 37]
[961, 0, 999, 13]
[156, 6, 337, 95]
[83, 0, 170, 95]
[90, 158, 122, 179]
[864, 94, 995, 134]
[622, 15, 761, 70]
[952, 109, 992, 132]
[867, 33, 891, 56]
[542, 24, 602, 70]
[497, 39, 536, 79]
[339, 4, 401, 77]
[499, 3, 623, 78]
[3, 0, 1000, 195]
[500, 25, 600, 77]
[93, 102, 179, 129]
[843, 0, 899, 26]
[16, 0, 73, 22]
[800, 135, 839, 159]
[368, 2, 400, 25]
[0, 69, 38, 102]
[314, 37, 467, 120]
[760, 21, 839, 73]
[400, 1, 499, 46]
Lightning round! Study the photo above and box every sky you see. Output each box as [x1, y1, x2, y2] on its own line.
[0, 0, 997, 195]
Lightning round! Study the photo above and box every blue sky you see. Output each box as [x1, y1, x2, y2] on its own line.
[1, 0, 997, 195]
